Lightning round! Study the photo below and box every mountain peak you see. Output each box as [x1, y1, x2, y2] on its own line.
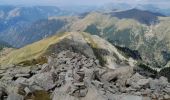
[111, 8, 165, 25]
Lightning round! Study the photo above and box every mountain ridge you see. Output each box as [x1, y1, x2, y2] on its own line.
[0, 32, 134, 70]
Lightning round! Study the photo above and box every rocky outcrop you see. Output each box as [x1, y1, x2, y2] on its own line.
[0, 50, 170, 100]
[0, 32, 170, 100]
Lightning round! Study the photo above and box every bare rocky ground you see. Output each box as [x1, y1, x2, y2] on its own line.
[0, 32, 170, 100]
[0, 50, 170, 100]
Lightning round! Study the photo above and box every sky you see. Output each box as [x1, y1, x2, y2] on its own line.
[0, 0, 170, 7]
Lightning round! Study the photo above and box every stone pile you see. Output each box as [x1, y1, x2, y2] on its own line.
[0, 50, 170, 100]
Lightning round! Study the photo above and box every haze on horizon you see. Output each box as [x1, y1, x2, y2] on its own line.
[0, 0, 170, 8]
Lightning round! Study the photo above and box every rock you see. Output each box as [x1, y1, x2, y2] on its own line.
[92, 80, 104, 88]
[6, 67, 31, 76]
[27, 72, 56, 91]
[30, 85, 44, 91]
[141, 89, 152, 97]
[79, 88, 88, 97]
[74, 71, 85, 82]
[120, 95, 143, 100]
[74, 82, 85, 87]
[130, 82, 141, 89]
[15, 74, 30, 78]
[108, 94, 144, 100]
[15, 77, 27, 84]
[149, 77, 168, 91]
[151, 93, 159, 100]
[24, 87, 32, 94]
[1, 75, 13, 81]
[2, 38, 170, 100]
[128, 73, 145, 83]
[40, 63, 51, 73]
[18, 67, 31, 74]
[159, 76, 168, 87]
[137, 79, 150, 87]
[7, 93, 24, 100]
[164, 87, 170, 94]
[164, 94, 170, 100]
[142, 97, 151, 100]
[101, 70, 117, 82]
[149, 79, 159, 90]
[102, 67, 133, 87]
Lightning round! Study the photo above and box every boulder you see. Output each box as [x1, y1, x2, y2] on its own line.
[27, 72, 56, 91]
[128, 73, 145, 83]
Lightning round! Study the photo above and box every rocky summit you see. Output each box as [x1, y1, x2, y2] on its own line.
[0, 32, 170, 100]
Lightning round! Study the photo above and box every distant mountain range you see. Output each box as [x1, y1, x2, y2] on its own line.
[135, 4, 170, 16]
[0, 40, 11, 50]
[111, 9, 165, 25]
[0, 5, 170, 69]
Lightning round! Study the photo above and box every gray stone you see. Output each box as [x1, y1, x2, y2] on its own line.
[159, 76, 168, 88]
[79, 88, 88, 97]
[137, 79, 150, 87]
[164, 87, 170, 94]
[121, 95, 143, 100]
[149, 79, 159, 90]
[114, 95, 143, 100]
[7, 93, 24, 100]
[15, 77, 27, 84]
[15, 74, 30, 78]
[24, 87, 31, 94]
[92, 80, 104, 88]
[164, 94, 170, 100]
[1, 75, 13, 81]
[101, 71, 117, 82]
[27, 72, 56, 91]
[128, 73, 145, 83]
[30, 85, 44, 91]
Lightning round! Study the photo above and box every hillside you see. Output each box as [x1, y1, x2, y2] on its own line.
[0, 32, 131, 69]
[1, 32, 170, 100]
[66, 11, 170, 68]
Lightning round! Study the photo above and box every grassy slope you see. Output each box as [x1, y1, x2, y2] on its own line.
[0, 32, 70, 65]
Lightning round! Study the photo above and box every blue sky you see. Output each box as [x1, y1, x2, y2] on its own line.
[0, 0, 170, 7]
